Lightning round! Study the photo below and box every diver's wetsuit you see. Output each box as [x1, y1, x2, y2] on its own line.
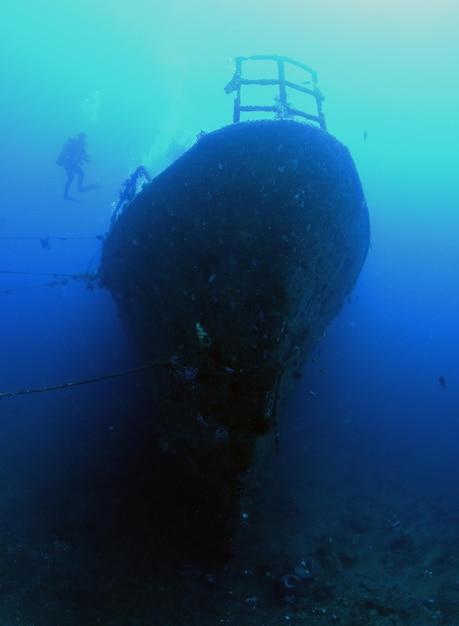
[57, 134, 98, 201]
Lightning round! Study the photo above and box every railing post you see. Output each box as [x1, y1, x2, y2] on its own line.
[224, 55, 326, 129]
[277, 57, 288, 118]
[233, 58, 243, 123]
[316, 94, 327, 131]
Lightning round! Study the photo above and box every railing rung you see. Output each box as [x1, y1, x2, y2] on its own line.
[224, 55, 326, 130]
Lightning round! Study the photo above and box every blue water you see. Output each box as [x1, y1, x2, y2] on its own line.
[1, 1, 458, 624]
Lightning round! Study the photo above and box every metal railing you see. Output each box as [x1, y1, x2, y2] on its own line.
[224, 55, 326, 130]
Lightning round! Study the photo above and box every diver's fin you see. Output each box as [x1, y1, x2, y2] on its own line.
[79, 181, 101, 193]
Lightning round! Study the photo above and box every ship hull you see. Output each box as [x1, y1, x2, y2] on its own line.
[99, 120, 370, 560]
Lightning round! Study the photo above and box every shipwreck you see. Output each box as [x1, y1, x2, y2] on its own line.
[98, 56, 370, 561]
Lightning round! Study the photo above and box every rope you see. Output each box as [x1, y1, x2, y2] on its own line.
[0, 236, 103, 239]
[0, 270, 94, 277]
[0, 355, 270, 400]
[0, 270, 98, 295]
[0, 356, 287, 448]
[0, 234, 104, 291]
[0, 236, 104, 242]
[0, 361, 169, 399]
[160, 427, 273, 445]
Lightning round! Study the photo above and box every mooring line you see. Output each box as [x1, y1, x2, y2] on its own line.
[0, 362, 162, 399]
[0, 354, 278, 400]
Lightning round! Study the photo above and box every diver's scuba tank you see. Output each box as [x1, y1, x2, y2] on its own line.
[56, 139, 70, 166]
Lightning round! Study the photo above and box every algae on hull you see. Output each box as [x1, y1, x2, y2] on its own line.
[99, 119, 370, 560]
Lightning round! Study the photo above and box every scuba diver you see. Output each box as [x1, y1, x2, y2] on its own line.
[111, 166, 151, 223]
[56, 132, 100, 202]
